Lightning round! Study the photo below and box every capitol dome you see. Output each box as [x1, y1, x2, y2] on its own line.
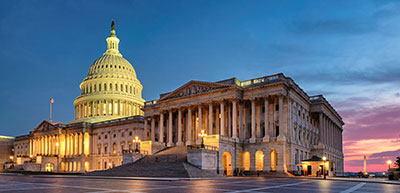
[73, 20, 145, 123]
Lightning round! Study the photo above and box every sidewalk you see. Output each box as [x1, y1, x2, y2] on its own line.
[0, 172, 224, 181]
[295, 176, 400, 185]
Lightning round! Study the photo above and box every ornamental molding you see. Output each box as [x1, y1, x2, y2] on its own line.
[159, 81, 234, 101]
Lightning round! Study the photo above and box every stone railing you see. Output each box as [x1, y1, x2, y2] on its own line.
[187, 145, 219, 152]
[239, 73, 284, 88]
[144, 100, 158, 107]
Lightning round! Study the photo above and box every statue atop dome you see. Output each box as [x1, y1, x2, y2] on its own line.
[111, 19, 115, 30]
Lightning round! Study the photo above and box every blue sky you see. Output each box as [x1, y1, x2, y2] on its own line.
[0, 0, 399, 171]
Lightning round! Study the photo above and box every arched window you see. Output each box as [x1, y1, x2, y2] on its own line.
[270, 150, 277, 171]
[115, 84, 118, 91]
[110, 83, 112, 91]
[94, 85, 96, 92]
[99, 84, 101, 91]
[255, 151, 264, 171]
[130, 86, 132, 94]
[112, 143, 117, 154]
[121, 84, 123, 92]
[126, 85, 128, 93]
[104, 83, 107, 91]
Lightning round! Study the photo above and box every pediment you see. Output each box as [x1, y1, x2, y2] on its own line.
[160, 81, 235, 101]
[33, 120, 58, 133]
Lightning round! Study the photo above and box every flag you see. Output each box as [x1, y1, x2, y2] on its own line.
[50, 98, 54, 104]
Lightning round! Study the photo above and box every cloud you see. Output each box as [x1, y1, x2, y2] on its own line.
[341, 104, 400, 141]
[369, 149, 400, 158]
[288, 19, 374, 36]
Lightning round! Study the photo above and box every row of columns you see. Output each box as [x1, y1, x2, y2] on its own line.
[75, 100, 143, 120]
[30, 133, 90, 157]
[31, 135, 61, 156]
[145, 95, 287, 146]
[319, 114, 342, 152]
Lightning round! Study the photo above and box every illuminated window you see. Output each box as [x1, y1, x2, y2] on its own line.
[112, 143, 116, 154]
[103, 103, 106, 115]
[114, 103, 118, 114]
[109, 103, 112, 115]
[97, 103, 100, 115]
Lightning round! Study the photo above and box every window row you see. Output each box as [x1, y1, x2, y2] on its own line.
[81, 83, 140, 96]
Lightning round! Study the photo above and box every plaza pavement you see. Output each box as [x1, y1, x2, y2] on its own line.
[0, 173, 399, 193]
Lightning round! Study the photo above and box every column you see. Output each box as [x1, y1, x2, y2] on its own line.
[239, 101, 243, 140]
[232, 100, 238, 139]
[72, 133, 76, 156]
[278, 95, 285, 140]
[58, 135, 61, 156]
[106, 100, 109, 115]
[198, 105, 202, 135]
[250, 99, 256, 143]
[29, 140, 32, 156]
[187, 108, 192, 145]
[220, 102, 225, 136]
[256, 100, 261, 138]
[319, 114, 323, 146]
[167, 110, 173, 147]
[144, 117, 148, 140]
[151, 117, 155, 142]
[118, 100, 121, 115]
[49, 136, 53, 155]
[159, 112, 164, 143]
[177, 109, 183, 146]
[263, 97, 270, 142]
[208, 103, 213, 135]
[81, 132, 85, 156]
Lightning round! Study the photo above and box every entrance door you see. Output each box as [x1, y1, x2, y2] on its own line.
[307, 165, 312, 175]
[222, 152, 232, 176]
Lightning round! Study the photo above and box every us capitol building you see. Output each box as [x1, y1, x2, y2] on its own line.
[12, 21, 344, 176]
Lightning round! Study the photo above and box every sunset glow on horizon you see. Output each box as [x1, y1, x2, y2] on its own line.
[1, 0, 399, 173]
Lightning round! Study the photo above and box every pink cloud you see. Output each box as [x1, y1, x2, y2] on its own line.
[336, 102, 400, 172]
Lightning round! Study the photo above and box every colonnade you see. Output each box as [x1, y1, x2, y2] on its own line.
[30, 135, 61, 156]
[318, 114, 342, 152]
[145, 95, 287, 146]
[75, 100, 143, 120]
[30, 132, 90, 157]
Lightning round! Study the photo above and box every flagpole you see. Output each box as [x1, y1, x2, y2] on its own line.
[50, 98, 53, 122]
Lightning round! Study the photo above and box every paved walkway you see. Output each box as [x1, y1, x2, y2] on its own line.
[0, 174, 399, 193]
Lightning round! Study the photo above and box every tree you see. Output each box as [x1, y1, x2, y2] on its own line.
[395, 156, 400, 170]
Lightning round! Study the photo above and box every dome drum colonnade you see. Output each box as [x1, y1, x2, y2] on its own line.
[73, 20, 144, 123]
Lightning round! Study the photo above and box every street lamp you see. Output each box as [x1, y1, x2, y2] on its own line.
[322, 156, 327, 179]
[198, 129, 207, 148]
[387, 160, 392, 170]
[133, 136, 141, 153]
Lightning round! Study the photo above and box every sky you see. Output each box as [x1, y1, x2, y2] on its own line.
[0, 0, 399, 172]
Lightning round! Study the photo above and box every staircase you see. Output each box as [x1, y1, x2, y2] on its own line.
[85, 146, 219, 178]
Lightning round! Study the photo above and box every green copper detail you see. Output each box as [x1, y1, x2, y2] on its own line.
[110, 19, 116, 37]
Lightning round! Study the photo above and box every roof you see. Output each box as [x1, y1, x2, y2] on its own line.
[301, 156, 329, 162]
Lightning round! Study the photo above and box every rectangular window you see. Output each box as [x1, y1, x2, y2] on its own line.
[275, 105, 279, 111]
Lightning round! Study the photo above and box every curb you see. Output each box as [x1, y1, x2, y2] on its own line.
[292, 176, 400, 185]
[21, 174, 226, 181]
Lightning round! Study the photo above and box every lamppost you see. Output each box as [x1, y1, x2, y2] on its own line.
[56, 142, 59, 172]
[198, 129, 207, 148]
[133, 136, 141, 153]
[322, 156, 327, 179]
[387, 160, 392, 170]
